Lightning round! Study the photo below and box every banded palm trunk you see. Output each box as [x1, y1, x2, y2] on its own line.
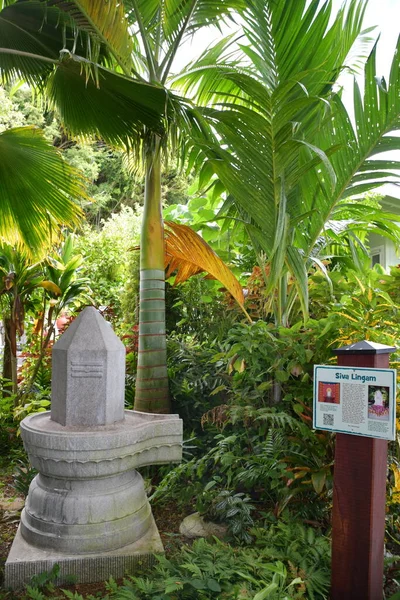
[134, 136, 170, 413]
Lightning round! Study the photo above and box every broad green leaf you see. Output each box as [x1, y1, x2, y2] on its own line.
[190, 579, 206, 590]
[253, 582, 279, 600]
[206, 579, 221, 592]
[311, 470, 327, 494]
[37, 281, 62, 296]
[48, 56, 166, 146]
[0, 127, 84, 253]
[286, 247, 308, 321]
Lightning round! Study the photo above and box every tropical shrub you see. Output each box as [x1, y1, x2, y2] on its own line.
[165, 275, 239, 342]
[75, 207, 141, 326]
[215, 318, 337, 408]
[151, 421, 333, 525]
[166, 334, 228, 435]
[23, 528, 330, 599]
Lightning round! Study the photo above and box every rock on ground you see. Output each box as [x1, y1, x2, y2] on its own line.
[179, 512, 227, 539]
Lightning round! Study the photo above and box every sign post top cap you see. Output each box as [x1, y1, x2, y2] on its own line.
[333, 340, 397, 355]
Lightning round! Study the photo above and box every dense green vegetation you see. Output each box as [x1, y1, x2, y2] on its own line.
[0, 0, 400, 598]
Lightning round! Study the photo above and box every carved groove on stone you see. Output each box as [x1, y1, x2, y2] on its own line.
[71, 362, 104, 378]
[27, 444, 181, 464]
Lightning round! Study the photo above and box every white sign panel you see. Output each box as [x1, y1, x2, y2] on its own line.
[313, 365, 396, 440]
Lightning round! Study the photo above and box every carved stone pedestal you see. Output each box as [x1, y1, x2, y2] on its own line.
[5, 308, 182, 589]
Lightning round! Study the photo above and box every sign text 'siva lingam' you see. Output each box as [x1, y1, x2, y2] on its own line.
[313, 365, 396, 440]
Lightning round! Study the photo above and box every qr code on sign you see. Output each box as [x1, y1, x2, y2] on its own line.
[323, 413, 334, 426]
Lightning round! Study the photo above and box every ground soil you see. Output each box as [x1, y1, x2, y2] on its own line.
[0, 467, 190, 599]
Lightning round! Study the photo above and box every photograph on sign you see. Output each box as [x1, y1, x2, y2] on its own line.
[318, 382, 340, 404]
[313, 365, 396, 440]
[368, 385, 390, 421]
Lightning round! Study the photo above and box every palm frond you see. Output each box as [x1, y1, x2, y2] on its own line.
[305, 36, 400, 250]
[0, 126, 85, 253]
[47, 55, 167, 146]
[125, 0, 246, 82]
[47, 0, 134, 73]
[164, 220, 245, 310]
[0, 2, 166, 145]
[0, 1, 65, 85]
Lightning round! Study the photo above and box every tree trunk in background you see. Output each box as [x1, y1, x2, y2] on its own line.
[134, 136, 170, 414]
[2, 317, 17, 397]
[2, 319, 12, 395]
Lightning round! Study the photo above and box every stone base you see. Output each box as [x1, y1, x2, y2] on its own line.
[5, 515, 163, 590]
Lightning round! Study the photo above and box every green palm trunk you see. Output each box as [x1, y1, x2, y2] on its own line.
[134, 136, 170, 413]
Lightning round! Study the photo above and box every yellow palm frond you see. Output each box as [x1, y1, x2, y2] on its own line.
[164, 221, 246, 312]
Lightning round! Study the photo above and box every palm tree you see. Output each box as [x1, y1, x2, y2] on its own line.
[2, 0, 398, 412]
[174, 0, 400, 326]
[0, 0, 246, 413]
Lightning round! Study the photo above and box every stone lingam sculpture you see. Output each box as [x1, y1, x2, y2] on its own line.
[5, 307, 182, 589]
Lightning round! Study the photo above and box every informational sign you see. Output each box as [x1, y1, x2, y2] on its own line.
[313, 365, 396, 440]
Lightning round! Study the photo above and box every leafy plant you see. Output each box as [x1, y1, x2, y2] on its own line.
[252, 520, 331, 600]
[216, 318, 336, 407]
[167, 334, 227, 435]
[97, 531, 329, 599]
[13, 456, 37, 498]
[76, 207, 142, 327]
[13, 387, 51, 422]
[0, 127, 85, 252]
[28, 563, 60, 596]
[0, 393, 20, 458]
[208, 490, 255, 544]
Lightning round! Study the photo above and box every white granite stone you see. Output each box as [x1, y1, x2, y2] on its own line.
[19, 410, 182, 554]
[5, 516, 163, 590]
[51, 307, 125, 426]
[5, 308, 183, 586]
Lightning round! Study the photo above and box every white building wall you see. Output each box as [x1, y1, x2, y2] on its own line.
[369, 232, 399, 271]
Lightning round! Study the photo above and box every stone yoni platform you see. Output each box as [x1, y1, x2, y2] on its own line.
[5, 307, 182, 589]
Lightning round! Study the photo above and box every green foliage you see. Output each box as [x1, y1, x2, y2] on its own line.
[75, 207, 141, 325]
[1, 521, 332, 599]
[0, 87, 27, 131]
[177, 2, 400, 325]
[0, 393, 19, 458]
[151, 422, 331, 524]
[218, 318, 336, 407]
[13, 387, 51, 422]
[308, 267, 400, 355]
[165, 275, 239, 342]
[153, 309, 357, 522]
[28, 564, 60, 597]
[208, 490, 255, 544]
[163, 191, 255, 274]
[252, 520, 331, 600]
[13, 455, 37, 498]
[25, 586, 46, 600]
[49, 530, 328, 599]
[63, 143, 144, 225]
[0, 125, 85, 252]
[0, 86, 145, 225]
[166, 334, 227, 434]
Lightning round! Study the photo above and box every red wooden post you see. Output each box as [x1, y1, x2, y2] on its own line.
[331, 341, 396, 600]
